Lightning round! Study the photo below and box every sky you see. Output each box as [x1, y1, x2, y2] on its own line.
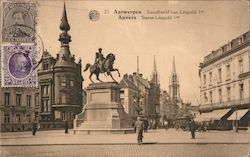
[36, 0, 249, 105]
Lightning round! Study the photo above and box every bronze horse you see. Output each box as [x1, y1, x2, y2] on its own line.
[83, 53, 120, 83]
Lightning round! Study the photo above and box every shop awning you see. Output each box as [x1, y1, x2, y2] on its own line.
[195, 109, 231, 122]
[227, 109, 249, 121]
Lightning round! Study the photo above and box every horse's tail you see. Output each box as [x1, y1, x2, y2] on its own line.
[83, 63, 91, 72]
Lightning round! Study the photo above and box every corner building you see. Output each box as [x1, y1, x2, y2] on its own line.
[37, 4, 83, 128]
[199, 31, 250, 128]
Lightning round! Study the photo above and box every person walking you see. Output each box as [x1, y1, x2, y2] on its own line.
[189, 119, 196, 139]
[134, 117, 144, 145]
[144, 119, 149, 132]
[32, 121, 37, 136]
[64, 120, 69, 134]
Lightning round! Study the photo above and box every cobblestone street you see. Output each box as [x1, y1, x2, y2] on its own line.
[1, 129, 250, 157]
[1, 144, 250, 157]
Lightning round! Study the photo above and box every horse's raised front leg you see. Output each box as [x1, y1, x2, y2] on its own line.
[112, 68, 120, 77]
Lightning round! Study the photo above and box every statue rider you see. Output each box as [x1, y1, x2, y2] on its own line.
[95, 48, 105, 72]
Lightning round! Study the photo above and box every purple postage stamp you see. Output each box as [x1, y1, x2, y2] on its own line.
[2, 2, 37, 43]
[1, 44, 37, 87]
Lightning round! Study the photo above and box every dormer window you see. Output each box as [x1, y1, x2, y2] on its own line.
[226, 43, 231, 51]
[238, 36, 244, 44]
[43, 61, 49, 70]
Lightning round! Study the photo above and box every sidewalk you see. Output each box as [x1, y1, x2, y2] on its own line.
[1, 129, 250, 146]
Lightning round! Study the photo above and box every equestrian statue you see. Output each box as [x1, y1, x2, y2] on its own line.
[83, 48, 120, 83]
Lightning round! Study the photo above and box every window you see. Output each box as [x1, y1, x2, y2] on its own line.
[70, 80, 74, 87]
[16, 94, 21, 106]
[42, 99, 49, 112]
[61, 78, 66, 87]
[226, 64, 231, 78]
[4, 114, 10, 124]
[209, 72, 213, 84]
[226, 43, 231, 51]
[218, 68, 222, 82]
[238, 36, 244, 44]
[239, 84, 244, 100]
[61, 93, 66, 103]
[42, 85, 49, 96]
[43, 61, 49, 70]
[209, 91, 213, 103]
[227, 87, 231, 101]
[203, 75, 206, 85]
[16, 114, 21, 123]
[35, 93, 39, 106]
[4, 93, 10, 106]
[239, 59, 243, 74]
[26, 95, 31, 107]
[27, 115, 31, 123]
[218, 89, 222, 103]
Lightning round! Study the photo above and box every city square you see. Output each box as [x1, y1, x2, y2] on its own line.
[1, 0, 250, 157]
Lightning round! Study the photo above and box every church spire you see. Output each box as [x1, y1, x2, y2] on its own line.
[153, 55, 157, 74]
[59, 2, 71, 47]
[172, 56, 176, 74]
[151, 55, 159, 85]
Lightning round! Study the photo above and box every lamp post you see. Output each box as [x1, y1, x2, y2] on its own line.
[235, 108, 238, 133]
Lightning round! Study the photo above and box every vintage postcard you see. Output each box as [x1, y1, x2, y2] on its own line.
[0, 1, 249, 157]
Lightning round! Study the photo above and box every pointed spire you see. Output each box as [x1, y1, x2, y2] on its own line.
[60, 2, 70, 31]
[59, 2, 71, 46]
[153, 55, 157, 74]
[172, 56, 176, 74]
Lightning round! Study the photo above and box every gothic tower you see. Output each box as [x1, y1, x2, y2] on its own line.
[169, 56, 180, 102]
[149, 55, 160, 120]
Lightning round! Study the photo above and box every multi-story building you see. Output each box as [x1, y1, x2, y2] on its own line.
[37, 4, 83, 128]
[199, 31, 250, 129]
[131, 72, 150, 117]
[120, 74, 139, 120]
[0, 87, 39, 132]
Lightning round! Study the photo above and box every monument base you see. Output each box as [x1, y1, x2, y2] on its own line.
[74, 82, 134, 134]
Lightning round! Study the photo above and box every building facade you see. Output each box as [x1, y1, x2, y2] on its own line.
[120, 74, 139, 119]
[130, 72, 150, 117]
[0, 87, 39, 132]
[199, 31, 250, 110]
[199, 31, 250, 128]
[37, 4, 83, 128]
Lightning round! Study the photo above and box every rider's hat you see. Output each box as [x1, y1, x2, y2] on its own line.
[98, 48, 102, 51]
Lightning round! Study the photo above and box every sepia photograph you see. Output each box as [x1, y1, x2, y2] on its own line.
[0, 0, 250, 157]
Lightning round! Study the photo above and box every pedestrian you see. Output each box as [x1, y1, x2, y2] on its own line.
[32, 121, 37, 136]
[164, 120, 168, 129]
[144, 119, 149, 132]
[134, 117, 144, 145]
[189, 119, 196, 139]
[64, 119, 69, 133]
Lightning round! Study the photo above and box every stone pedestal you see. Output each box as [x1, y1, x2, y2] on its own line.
[74, 82, 134, 134]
